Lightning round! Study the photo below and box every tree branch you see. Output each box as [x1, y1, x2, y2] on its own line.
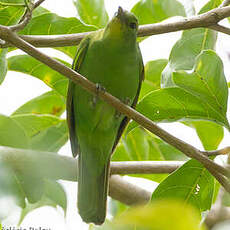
[1, 6, 230, 48]
[109, 175, 151, 206]
[0, 27, 229, 192]
[208, 24, 230, 36]
[220, 0, 230, 7]
[34, 0, 46, 8]
[0, 147, 157, 205]
[204, 188, 230, 229]
[111, 161, 183, 174]
[204, 147, 230, 156]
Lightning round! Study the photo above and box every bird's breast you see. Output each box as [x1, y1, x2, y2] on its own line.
[79, 40, 140, 101]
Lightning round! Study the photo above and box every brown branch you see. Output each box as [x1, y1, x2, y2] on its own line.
[0, 147, 184, 178]
[0, 146, 156, 205]
[0, 26, 229, 192]
[137, 6, 230, 37]
[204, 188, 230, 229]
[204, 147, 230, 156]
[208, 24, 230, 36]
[220, 0, 230, 7]
[34, 0, 46, 8]
[110, 161, 183, 174]
[205, 206, 230, 229]
[1, 6, 230, 48]
[109, 175, 151, 205]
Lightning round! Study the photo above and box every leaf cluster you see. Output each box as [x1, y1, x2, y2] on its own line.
[0, 0, 229, 228]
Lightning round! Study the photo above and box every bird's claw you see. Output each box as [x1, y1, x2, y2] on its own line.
[124, 97, 131, 105]
[91, 84, 106, 108]
[115, 97, 131, 119]
[96, 83, 106, 95]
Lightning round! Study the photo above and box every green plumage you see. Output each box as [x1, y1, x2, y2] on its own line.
[67, 7, 144, 225]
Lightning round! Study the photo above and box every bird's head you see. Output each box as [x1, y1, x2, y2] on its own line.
[104, 7, 138, 41]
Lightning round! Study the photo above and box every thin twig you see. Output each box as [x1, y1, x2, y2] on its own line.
[1, 6, 230, 48]
[9, 0, 45, 32]
[204, 188, 229, 229]
[208, 24, 230, 35]
[0, 27, 229, 193]
[204, 147, 230, 156]
[110, 161, 183, 174]
[34, 0, 45, 8]
[220, 0, 230, 7]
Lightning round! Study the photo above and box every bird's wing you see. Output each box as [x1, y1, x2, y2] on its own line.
[111, 45, 144, 154]
[67, 37, 90, 157]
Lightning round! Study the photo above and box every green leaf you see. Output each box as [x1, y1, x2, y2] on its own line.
[185, 121, 224, 151]
[109, 200, 129, 219]
[0, 114, 28, 148]
[146, 133, 187, 161]
[122, 127, 149, 161]
[162, 28, 217, 78]
[200, 0, 222, 14]
[0, 0, 25, 4]
[170, 51, 228, 128]
[32, 6, 49, 18]
[113, 200, 204, 230]
[113, 128, 185, 162]
[0, 162, 26, 208]
[73, 0, 109, 28]
[11, 114, 62, 138]
[0, 150, 67, 215]
[131, 0, 185, 25]
[16, 170, 44, 203]
[12, 90, 66, 116]
[222, 190, 230, 207]
[8, 55, 69, 96]
[0, 5, 25, 26]
[112, 127, 185, 182]
[139, 59, 167, 100]
[91, 220, 114, 230]
[19, 12, 96, 57]
[151, 159, 214, 214]
[137, 87, 228, 127]
[139, 51, 229, 128]
[11, 114, 67, 152]
[19, 179, 67, 225]
[29, 120, 68, 152]
[162, 0, 218, 86]
[21, 12, 96, 35]
[0, 48, 7, 84]
[44, 179, 67, 212]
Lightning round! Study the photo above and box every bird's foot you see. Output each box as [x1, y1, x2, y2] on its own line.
[96, 83, 106, 95]
[124, 97, 132, 105]
[91, 83, 106, 108]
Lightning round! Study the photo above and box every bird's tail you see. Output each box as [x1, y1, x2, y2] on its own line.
[77, 151, 110, 225]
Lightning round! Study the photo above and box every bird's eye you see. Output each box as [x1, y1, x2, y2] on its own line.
[129, 22, 137, 29]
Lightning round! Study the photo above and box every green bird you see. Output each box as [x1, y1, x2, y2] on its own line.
[67, 6, 144, 225]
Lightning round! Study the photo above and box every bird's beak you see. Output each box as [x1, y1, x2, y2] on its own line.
[118, 6, 123, 17]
